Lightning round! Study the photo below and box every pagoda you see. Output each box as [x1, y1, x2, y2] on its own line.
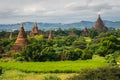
[30, 23, 39, 36]
[93, 15, 108, 31]
[10, 24, 28, 52]
[9, 32, 13, 39]
[48, 31, 53, 40]
[84, 27, 89, 36]
[69, 31, 75, 37]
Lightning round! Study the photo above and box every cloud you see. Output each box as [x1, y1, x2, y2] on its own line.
[0, 0, 120, 24]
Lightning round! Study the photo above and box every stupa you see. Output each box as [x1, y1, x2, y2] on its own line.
[30, 23, 39, 36]
[10, 24, 27, 52]
[9, 32, 13, 39]
[93, 15, 108, 31]
[69, 31, 75, 37]
[48, 31, 53, 40]
[84, 27, 89, 36]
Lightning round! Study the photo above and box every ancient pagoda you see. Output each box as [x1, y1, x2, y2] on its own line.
[69, 31, 75, 37]
[30, 23, 39, 36]
[84, 27, 89, 36]
[10, 24, 27, 52]
[93, 15, 108, 31]
[48, 31, 53, 40]
[9, 32, 13, 39]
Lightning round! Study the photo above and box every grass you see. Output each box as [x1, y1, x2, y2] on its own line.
[0, 55, 109, 73]
[0, 70, 76, 80]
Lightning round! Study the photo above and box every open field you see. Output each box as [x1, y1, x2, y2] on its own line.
[0, 55, 109, 73]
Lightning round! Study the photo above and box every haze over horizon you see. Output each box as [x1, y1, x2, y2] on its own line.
[0, 0, 120, 24]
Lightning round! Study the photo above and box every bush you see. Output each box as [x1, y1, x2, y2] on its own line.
[81, 49, 93, 60]
[65, 49, 82, 60]
[67, 67, 120, 80]
[43, 75, 61, 80]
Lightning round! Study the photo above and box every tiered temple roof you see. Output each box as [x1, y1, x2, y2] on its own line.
[10, 24, 27, 52]
[30, 23, 39, 36]
[93, 15, 108, 31]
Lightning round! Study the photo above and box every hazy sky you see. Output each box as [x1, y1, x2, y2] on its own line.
[0, 0, 120, 24]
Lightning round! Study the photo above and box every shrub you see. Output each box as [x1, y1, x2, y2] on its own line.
[43, 75, 61, 80]
[65, 49, 82, 60]
[67, 67, 120, 80]
[81, 49, 93, 60]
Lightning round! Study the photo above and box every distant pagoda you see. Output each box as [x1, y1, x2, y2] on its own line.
[10, 24, 28, 52]
[48, 31, 53, 40]
[69, 31, 75, 37]
[9, 32, 13, 39]
[93, 15, 108, 31]
[30, 23, 39, 36]
[84, 27, 89, 36]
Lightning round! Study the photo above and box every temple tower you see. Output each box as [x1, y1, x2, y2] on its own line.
[69, 31, 75, 37]
[84, 27, 89, 36]
[48, 31, 53, 40]
[30, 23, 39, 36]
[9, 32, 13, 39]
[93, 15, 108, 31]
[10, 24, 27, 52]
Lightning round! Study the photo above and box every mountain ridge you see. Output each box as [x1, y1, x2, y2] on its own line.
[0, 20, 120, 31]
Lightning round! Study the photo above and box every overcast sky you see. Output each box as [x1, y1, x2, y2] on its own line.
[0, 0, 120, 24]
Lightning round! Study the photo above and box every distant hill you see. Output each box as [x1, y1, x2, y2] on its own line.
[0, 20, 120, 31]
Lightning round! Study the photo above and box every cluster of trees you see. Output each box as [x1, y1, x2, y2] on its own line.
[67, 67, 120, 80]
[0, 29, 120, 62]
[14, 36, 92, 61]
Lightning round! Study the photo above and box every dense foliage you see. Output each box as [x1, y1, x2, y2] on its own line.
[0, 29, 120, 62]
[67, 67, 120, 80]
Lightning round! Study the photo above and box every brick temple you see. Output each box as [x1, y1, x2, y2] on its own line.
[30, 23, 39, 36]
[48, 31, 53, 40]
[93, 15, 108, 31]
[10, 24, 28, 52]
[84, 27, 89, 36]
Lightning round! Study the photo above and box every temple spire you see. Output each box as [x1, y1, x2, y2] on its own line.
[9, 32, 13, 39]
[48, 31, 53, 40]
[30, 22, 39, 36]
[93, 15, 108, 31]
[10, 23, 27, 52]
[84, 27, 89, 36]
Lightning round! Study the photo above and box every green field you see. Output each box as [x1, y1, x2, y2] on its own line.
[0, 55, 109, 73]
